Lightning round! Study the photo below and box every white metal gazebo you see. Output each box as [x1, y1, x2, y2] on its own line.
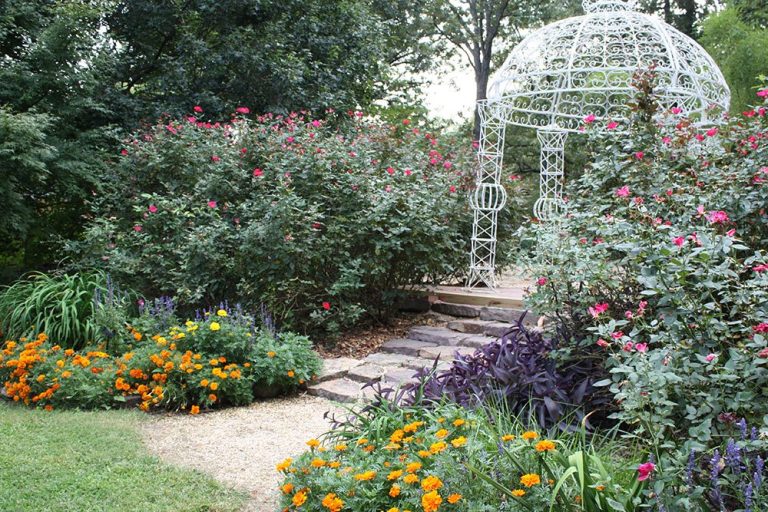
[467, 0, 730, 289]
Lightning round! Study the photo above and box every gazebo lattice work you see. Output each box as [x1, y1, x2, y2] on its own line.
[466, 0, 730, 289]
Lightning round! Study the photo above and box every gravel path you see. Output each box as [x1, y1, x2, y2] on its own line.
[139, 394, 343, 511]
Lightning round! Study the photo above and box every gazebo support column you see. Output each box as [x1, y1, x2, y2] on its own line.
[533, 128, 568, 220]
[467, 101, 507, 289]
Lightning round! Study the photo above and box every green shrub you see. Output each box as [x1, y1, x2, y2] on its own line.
[72, 111, 528, 335]
[519, 78, 768, 444]
[0, 271, 134, 351]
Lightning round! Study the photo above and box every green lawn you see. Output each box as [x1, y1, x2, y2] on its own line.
[0, 402, 247, 512]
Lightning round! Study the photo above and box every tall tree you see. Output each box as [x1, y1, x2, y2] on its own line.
[426, 0, 579, 139]
[639, 0, 719, 37]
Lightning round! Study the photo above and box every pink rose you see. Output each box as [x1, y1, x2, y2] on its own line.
[623, 341, 634, 352]
[596, 339, 610, 348]
[706, 127, 718, 137]
[588, 302, 609, 318]
[449, 185, 457, 193]
[537, 277, 548, 286]
[757, 89, 768, 98]
[207, 200, 217, 208]
[584, 114, 596, 124]
[637, 462, 656, 481]
[133, 225, 142, 232]
[705, 353, 717, 362]
[616, 186, 630, 198]
[236, 107, 250, 114]
[194, 105, 203, 113]
[387, 167, 395, 175]
[673, 236, 685, 247]
[253, 168, 263, 177]
[606, 121, 619, 130]
[404, 169, 412, 176]
[634, 151, 644, 160]
[671, 107, 682, 114]
[635, 343, 648, 353]
[148, 204, 158, 214]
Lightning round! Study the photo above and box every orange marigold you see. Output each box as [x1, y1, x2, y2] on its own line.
[321, 492, 344, 512]
[387, 469, 403, 480]
[520, 473, 541, 487]
[535, 440, 556, 452]
[406, 462, 422, 473]
[447, 493, 462, 504]
[511, 489, 526, 497]
[421, 490, 442, 512]
[292, 490, 307, 507]
[276, 458, 292, 471]
[389, 484, 401, 498]
[521, 431, 539, 441]
[421, 475, 443, 492]
[281, 483, 294, 494]
[306, 438, 320, 448]
[354, 470, 376, 481]
[190, 405, 200, 415]
[451, 436, 467, 448]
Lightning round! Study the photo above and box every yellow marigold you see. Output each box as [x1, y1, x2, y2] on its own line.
[501, 434, 515, 442]
[209, 382, 219, 391]
[387, 469, 403, 480]
[387, 508, 399, 512]
[521, 431, 539, 441]
[287, 370, 295, 378]
[451, 436, 467, 448]
[216, 309, 227, 317]
[453, 418, 465, 427]
[307, 438, 320, 448]
[200, 379, 209, 387]
[356, 438, 368, 446]
[321, 493, 344, 512]
[437, 417, 445, 423]
[362, 444, 375, 453]
[311, 458, 326, 468]
[292, 490, 307, 507]
[267, 351, 276, 358]
[208, 394, 217, 402]
[334, 444, 347, 451]
[329, 461, 341, 468]
[421, 475, 443, 492]
[535, 440, 556, 452]
[418, 450, 431, 458]
[36, 374, 46, 383]
[276, 458, 292, 471]
[520, 473, 541, 487]
[403, 421, 424, 433]
[596, 485, 605, 491]
[390, 429, 405, 443]
[56, 360, 65, 368]
[210, 359, 219, 366]
[61, 371, 72, 378]
[511, 489, 526, 497]
[422, 490, 442, 512]
[185, 320, 196, 327]
[190, 405, 200, 415]
[389, 484, 401, 497]
[403, 474, 419, 484]
[209, 322, 221, 331]
[133, 332, 142, 341]
[430, 441, 447, 454]
[354, 470, 376, 481]
[447, 493, 462, 504]
[435, 428, 449, 439]
[281, 483, 294, 494]
[406, 461, 422, 473]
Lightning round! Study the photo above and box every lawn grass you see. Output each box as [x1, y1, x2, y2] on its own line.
[0, 402, 247, 512]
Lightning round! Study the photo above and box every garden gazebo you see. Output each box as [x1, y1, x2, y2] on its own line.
[467, 0, 730, 289]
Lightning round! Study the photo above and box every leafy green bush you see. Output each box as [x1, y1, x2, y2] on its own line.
[0, 271, 133, 351]
[72, 111, 527, 335]
[520, 78, 768, 444]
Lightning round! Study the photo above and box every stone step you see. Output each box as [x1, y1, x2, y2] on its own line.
[381, 367, 421, 385]
[363, 352, 418, 368]
[380, 338, 437, 357]
[483, 322, 515, 338]
[407, 326, 470, 346]
[317, 357, 362, 383]
[346, 363, 386, 384]
[461, 334, 498, 349]
[419, 345, 476, 362]
[307, 378, 375, 403]
[446, 319, 490, 334]
[431, 301, 481, 318]
[480, 306, 530, 324]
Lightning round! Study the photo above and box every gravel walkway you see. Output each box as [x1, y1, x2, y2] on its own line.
[139, 394, 343, 511]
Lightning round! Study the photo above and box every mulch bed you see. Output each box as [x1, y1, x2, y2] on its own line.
[315, 312, 445, 360]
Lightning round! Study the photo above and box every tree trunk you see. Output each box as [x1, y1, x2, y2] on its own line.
[473, 68, 490, 141]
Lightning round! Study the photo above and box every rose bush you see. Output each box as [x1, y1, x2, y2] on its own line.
[520, 78, 768, 444]
[72, 110, 527, 335]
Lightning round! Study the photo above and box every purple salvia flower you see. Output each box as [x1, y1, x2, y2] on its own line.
[744, 482, 753, 512]
[752, 427, 759, 441]
[755, 456, 764, 490]
[725, 438, 742, 473]
[710, 449, 724, 510]
[686, 449, 697, 488]
[739, 418, 748, 440]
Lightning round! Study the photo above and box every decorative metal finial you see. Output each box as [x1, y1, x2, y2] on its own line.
[582, 0, 637, 12]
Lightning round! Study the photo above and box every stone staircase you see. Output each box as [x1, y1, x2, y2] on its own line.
[306, 301, 535, 403]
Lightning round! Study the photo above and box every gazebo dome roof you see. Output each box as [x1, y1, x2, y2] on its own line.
[487, 0, 730, 132]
